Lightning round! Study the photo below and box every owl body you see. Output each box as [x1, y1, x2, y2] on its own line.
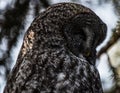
[4, 3, 106, 93]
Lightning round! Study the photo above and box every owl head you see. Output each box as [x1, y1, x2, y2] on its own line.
[31, 3, 107, 64]
[63, 12, 107, 62]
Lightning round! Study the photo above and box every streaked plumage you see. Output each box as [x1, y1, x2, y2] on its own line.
[4, 3, 107, 93]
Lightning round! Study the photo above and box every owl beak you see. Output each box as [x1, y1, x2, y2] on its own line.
[84, 51, 91, 57]
[83, 48, 91, 57]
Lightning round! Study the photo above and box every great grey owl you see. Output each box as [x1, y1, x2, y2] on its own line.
[4, 2, 107, 93]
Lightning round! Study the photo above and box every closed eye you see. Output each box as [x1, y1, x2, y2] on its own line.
[73, 28, 86, 41]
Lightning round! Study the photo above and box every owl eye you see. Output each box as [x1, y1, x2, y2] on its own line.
[73, 28, 86, 41]
[72, 26, 83, 34]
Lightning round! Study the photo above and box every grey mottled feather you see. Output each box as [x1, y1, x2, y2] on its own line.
[4, 3, 107, 93]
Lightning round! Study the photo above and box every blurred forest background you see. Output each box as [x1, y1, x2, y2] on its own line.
[0, 0, 120, 93]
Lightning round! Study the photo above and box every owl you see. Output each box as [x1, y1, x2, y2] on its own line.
[4, 2, 107, 93]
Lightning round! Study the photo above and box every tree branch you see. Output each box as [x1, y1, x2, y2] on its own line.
[97, 22, 120, 58]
